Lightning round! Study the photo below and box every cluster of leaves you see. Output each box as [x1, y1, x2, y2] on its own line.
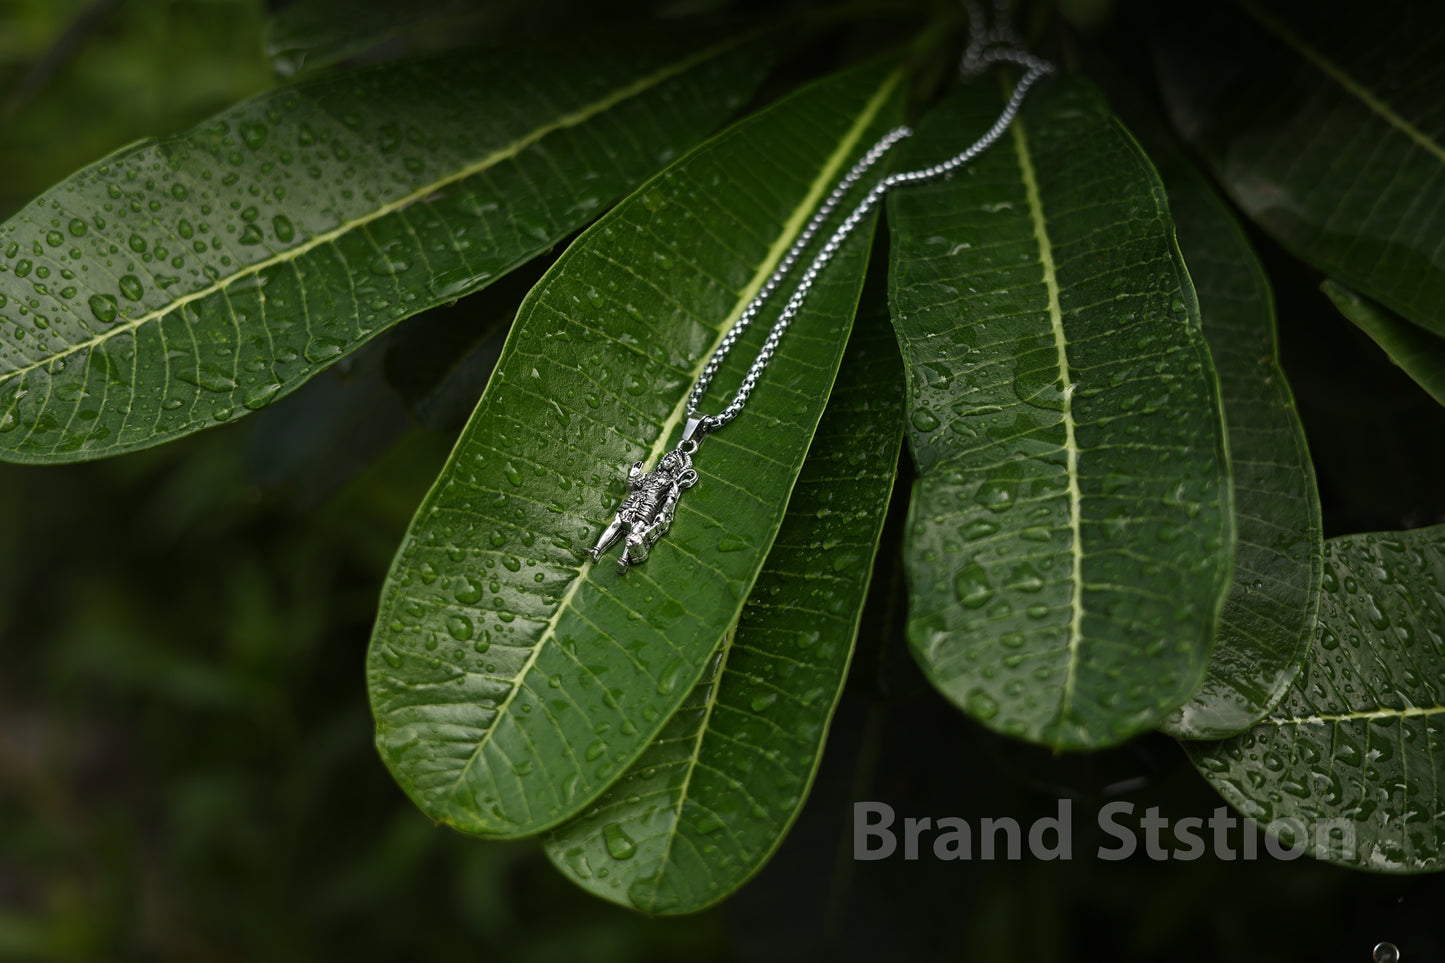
[1, 0, 1442, 915]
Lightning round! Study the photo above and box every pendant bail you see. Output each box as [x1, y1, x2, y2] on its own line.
[682, 415, 706, 447]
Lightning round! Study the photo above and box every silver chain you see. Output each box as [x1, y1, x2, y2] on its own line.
[682, 2, 1055, 443]
[590, 2, 1055, 569]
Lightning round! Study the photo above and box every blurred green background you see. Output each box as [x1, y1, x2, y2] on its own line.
[2, 2, 1444, 961]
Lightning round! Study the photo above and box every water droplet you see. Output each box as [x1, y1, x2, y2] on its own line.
[445, 615, 473, 641]
[962, 519, 999, 540]
[1008, 563, 1045, 593]
[717, 536, 748, 552]
[272, 214, 295, 243]
[67, 217, 88, 237]
[88, 294, 117, 323]
[603, 824, 636, 860]
[1012, 367, 1066, 411]
[177, 364, 238, 393]
[454, 577, 484, 604]
[967, 689, 999, 719]
[749, 691, 777, 713]
[911, 409, 941, 432]
[974, 478, 1018, 513]
[116, 274, 144, 302]
[303, 336, 345, 363]
[369, 254, 409, 275]
[243, 381, 282, 409]
[954, 563, 993, 608]
[695, 812, 723, 835]
[1373, 943, 1399, 963]
[240, 121, 268, 150]
[239, 224, 264, 245]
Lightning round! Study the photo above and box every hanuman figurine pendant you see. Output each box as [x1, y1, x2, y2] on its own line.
[589, 419, 704, 570]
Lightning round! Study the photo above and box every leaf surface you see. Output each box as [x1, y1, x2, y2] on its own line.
[1153, 0, 1445, 335]
[0, 28, 772, 461]
[1191, 525, 1445, 873]
[1143, 129, 1323, 739]
[887, 75, 1234, 749]
[367, 58, 907, 837]
[264, 0, 475, 77]
[1323, 280, 1445, 410]
[543, 292, 904, 913]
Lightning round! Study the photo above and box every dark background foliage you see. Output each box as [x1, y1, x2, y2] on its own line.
[1, 0, 1442, 960]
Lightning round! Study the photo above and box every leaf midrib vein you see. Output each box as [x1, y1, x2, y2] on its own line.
[1272, 704, 1445, 725]
[1010, 113, 1086, 733]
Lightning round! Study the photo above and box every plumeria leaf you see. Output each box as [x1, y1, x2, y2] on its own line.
[367, 57, 908, 837]
[1323, 279, 1445, 409]
[1141, 126, 1323, 739]
[1191, 525, 1445, 873]
[1153, 0, 1445, 335]
[0, 27, 773, 461]
[887, 74, 1234, 749]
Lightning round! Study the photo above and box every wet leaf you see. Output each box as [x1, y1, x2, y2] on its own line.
[1154, 0, 1445, 335]
[1191, 526, 1445, 873]
[0, 27, 773, 462]
[1142, 129, 1323, 739]
[1323, 279, 1445, 410]
[543, 291, 905, 913]
[886, 74, 1234, 749]
[367, 57, 907, 837]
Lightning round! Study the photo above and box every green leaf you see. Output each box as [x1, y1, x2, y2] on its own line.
[542, 291, 905, 914]
[886, 75, 1234, 749]
[1153, 0, 1445, 335]
[263, 0, 475, 77]
[1190, 525, 1445, 873]
[1142, 129, 1323, 739]
[1323, 279, 1445, 409]
[367, 57, 908, 837]
[0, 28, 774, 462]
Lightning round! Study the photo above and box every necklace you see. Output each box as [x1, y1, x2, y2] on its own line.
[589, 3, 1055, 570]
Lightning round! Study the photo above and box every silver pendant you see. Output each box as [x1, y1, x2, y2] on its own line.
[590, 421, 703, 571]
